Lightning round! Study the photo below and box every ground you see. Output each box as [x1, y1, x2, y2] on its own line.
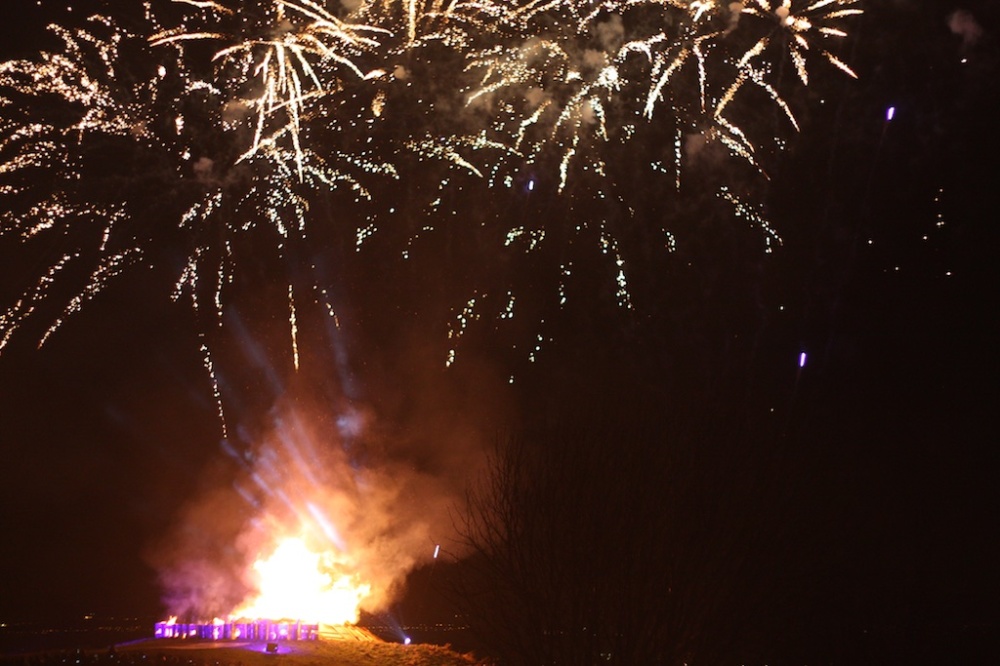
[113, 638, 489, 666]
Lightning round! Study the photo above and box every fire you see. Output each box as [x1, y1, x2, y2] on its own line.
[232, 537, 372, 625]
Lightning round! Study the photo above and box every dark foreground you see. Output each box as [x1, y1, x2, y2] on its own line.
[0, 637, 487, 666]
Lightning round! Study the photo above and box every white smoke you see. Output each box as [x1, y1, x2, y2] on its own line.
[727, 2, 745, 33]
[524, 87, 548, 108]
[393, 64, 410, 81]
[192, 157, 215, 184]
[594, 14, 624, 53]
[948, 9, 983, 50]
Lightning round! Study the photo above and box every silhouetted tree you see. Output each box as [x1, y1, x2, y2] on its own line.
[449, 397, 798, 666]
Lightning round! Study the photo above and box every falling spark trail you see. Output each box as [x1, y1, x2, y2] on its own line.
[289, 284, 300, 371]
[200, 340, 229, 438]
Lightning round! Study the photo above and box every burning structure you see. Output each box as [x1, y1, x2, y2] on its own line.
[148, 390, 472, 646]
[152, 617, 379, 643]
[154, 618, 318, 641]
[153, 534, 375, 642]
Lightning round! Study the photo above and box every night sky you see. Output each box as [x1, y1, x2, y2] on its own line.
[1, 0, 998, 662]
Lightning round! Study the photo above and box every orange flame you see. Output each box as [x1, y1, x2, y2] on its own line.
[232, 537, 371, 625]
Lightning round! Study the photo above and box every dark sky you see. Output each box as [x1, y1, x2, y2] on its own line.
[1, 0, 999, 661]
[0, 275, 216, 620]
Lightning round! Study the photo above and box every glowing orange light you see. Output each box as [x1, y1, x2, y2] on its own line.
[232, 537, 371, 625]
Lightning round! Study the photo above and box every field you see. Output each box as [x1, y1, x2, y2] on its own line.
[115, 638, 489, 666]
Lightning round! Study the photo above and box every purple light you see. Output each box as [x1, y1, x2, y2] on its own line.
[404, 637, 412, 645]
[886, 106, 895, 121]
[154, 620, 319, 642]
[799, 351, 807, 368]
[528, 179, 535, 191]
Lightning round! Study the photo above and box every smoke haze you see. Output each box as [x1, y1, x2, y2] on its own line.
[147, 316, 510, 620]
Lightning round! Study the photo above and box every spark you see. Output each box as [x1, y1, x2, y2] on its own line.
[558, 264, 571, 306]
[740, 0, 862, 85]
[200, 340, 229, 437]
[1, 0, 864, 383]
[289, 284, 300, 371]
[501, 291, 516, 319]
[150, 0, 388, 177]
[718, 186, 781, 252]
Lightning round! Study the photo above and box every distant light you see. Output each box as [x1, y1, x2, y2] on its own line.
[403, 637, 412, 645]
[886, 106, 895, 121]
[799, 351, 807, 368]
[433, 544, 440, 559]
[527, 179, 535, 191]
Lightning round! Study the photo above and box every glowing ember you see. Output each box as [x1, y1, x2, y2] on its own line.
[233, 537, 372, 625]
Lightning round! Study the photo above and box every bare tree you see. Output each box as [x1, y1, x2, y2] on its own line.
[449, 402, 790, 666]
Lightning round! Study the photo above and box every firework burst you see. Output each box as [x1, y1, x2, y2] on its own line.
[1, 0, 864, 380]
[0, 14, 160, 353]
[151, 0, 389, 176]
[739, 0, 863, 85]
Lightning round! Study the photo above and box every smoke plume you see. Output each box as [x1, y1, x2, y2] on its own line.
[147, 317, 509, 621]
[948, 9, 983, 50]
